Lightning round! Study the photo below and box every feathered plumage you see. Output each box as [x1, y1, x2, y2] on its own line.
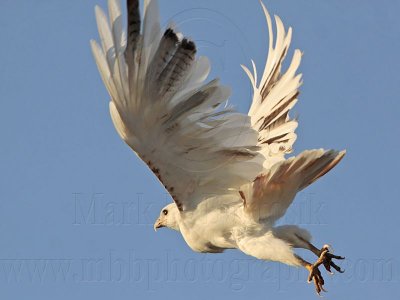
[91, 0, 346, 295]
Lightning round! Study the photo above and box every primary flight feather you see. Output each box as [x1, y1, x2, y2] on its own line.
[91, 0, 346, 295]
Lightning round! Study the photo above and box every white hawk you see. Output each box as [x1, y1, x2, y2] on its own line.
[91, 0, 346, 294]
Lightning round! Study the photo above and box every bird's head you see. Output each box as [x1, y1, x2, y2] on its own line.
[154, 203, 180, 232]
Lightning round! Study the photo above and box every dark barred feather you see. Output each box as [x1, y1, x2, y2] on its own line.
[145, 28, 180, 97]
[157, 38, 197, 101]
[125, 0, 141, 59]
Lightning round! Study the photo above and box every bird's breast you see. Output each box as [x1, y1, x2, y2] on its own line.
[178, 208, 239, 253]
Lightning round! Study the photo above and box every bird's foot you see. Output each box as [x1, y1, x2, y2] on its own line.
[306, 246, 345, 295]
[319, 244, 345, 275]
[306, 263, 326, 296]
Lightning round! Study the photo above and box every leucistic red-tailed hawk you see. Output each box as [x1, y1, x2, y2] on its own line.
[91, 0, 345, 294]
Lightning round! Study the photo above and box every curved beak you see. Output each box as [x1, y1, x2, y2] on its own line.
[153, 218, 164, 231]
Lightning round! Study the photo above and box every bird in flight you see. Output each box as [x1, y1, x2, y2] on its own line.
[91, 0, 345, 295]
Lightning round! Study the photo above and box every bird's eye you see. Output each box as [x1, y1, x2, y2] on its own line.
[162, 209, 168, 215]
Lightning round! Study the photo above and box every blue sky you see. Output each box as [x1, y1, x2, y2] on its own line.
[0, 0, 399, 299]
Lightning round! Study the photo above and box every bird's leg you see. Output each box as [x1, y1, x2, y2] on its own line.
[296, 234, 345, 274]
[295, 255, 326, 295]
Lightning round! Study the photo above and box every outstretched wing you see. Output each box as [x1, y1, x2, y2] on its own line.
[91, 0, 264, 211]
[242, 2, 302, 170]
[239, 3, 346, 223]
